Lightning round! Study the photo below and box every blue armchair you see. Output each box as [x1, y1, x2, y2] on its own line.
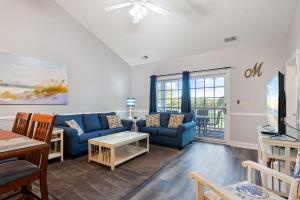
[55, 112, 133, 157]
[137, 112, 195, 149]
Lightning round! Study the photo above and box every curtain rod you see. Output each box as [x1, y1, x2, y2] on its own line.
[156, 66, 232, 78]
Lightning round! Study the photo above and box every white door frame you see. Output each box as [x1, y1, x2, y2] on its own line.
[191, 68, 231, 144]
[286, 49, 300, 128]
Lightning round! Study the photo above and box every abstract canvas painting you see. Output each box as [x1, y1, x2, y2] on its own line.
[0, 52, 68, 104]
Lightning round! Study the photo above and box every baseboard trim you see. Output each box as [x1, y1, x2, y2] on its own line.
[228, 141, 259, 150]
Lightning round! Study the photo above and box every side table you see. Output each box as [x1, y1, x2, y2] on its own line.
[49, 128, 64, 162]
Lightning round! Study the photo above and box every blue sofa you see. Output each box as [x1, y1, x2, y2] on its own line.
[54, 112, 133, 157]
[137, 112, 195, 149]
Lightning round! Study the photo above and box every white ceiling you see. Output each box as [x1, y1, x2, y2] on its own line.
[55, 0, 297, 66]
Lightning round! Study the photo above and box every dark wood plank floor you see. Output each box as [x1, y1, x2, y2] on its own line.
[125, 142, 258, 200]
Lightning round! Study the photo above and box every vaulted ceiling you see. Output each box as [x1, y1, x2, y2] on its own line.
[55, 0, 297, 66]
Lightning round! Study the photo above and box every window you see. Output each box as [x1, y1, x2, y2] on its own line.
[191, 76, 225, 131]
[157, 79, 182, 112]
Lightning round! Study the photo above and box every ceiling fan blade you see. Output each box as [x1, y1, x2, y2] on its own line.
[145, 3, 169, 16]
[105, 3, 132, 12]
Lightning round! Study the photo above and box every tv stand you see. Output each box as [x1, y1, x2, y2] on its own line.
[260, 126, 298, 140]
[270, 133, 298, 140]
[257, 126, 300, 197]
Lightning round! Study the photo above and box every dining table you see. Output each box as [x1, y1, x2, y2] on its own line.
[0, 129, 48, 161]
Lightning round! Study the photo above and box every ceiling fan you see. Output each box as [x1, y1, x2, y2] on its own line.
[105, 0, 169, 24]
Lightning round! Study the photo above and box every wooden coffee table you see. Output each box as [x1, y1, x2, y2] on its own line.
[88, 131, 149, 170]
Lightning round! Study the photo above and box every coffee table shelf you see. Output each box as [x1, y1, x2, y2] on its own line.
[115, 145, 148, 165]
[88, 131, 149, 170]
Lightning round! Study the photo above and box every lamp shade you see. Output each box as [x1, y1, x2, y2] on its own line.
[127, 97, 135, 107]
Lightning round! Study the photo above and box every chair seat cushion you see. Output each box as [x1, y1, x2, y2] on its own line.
[204, 191, 222, 200]
[0, 158, 18, 164]
[204, 181, 285, 200]
[158, 128, 178, 138]
[0, 160, 40, 186]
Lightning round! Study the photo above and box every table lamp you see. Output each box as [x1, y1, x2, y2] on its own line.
[127, 97, 135, 119]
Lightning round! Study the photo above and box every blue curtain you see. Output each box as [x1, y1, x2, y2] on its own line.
[181, 71, 191, 113]
[149, 75, 157, 113]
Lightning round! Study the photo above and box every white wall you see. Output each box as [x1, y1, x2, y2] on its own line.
[0, 0, 131, 120]
[131, 41, 287, 145]
[287, 1, 300, 129]
[287, 1, 300, 57]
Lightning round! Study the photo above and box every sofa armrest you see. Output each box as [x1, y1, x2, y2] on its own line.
[136, 119, 146, 128]
[55, 126, 78, 143]
[55, 126, 79, 157]
[177, 121, 196, 149]
[178, 121, 196, 132]
[121, 119, 133, 129]
[56, 126, 78, 139]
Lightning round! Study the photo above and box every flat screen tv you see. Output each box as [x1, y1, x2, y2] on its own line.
[267, 71, 286, 134]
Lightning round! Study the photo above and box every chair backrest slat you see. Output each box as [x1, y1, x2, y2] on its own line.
[28, 114, 55, 144]
[26, 114, 55, 166]
[12, 112, 32, 136]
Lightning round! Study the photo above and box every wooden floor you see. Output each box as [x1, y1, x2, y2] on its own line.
[125, 141, 258, 200]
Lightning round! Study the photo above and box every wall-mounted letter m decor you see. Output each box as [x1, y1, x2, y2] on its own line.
[244, 62, 263, 78]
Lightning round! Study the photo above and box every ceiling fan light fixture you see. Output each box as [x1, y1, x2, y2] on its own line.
[105, 0, 168, 24]
[129, 3, 148, 23]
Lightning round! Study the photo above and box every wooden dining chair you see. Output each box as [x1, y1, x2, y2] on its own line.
[27, 113, 55, 144]
[0, 112, 31, 164]
[0, 114, 55, 200]
[189, 160, 297, 200]
[11, 112, 32, 136]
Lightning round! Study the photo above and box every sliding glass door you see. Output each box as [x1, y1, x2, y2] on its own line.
[155, 70, 230, 142]
[191, 74, 227, 141]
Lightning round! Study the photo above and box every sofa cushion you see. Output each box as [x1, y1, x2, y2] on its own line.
[99, 112, 116, 129]
[55, 114, 85, 131]
[78, 131, 100, 144]
[83, 114, 102, 132]
[98, 127, 128, 136]
[139, 126, 160, 135]
[183, 113, 194, 123]
[158, 128, 178, 138]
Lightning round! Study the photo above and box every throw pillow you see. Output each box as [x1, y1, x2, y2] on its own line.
[66, 119, 84, 136]
[146, 114, 160, 127]
[168, 114, 184, 128]
[106, 115, 123, 129]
